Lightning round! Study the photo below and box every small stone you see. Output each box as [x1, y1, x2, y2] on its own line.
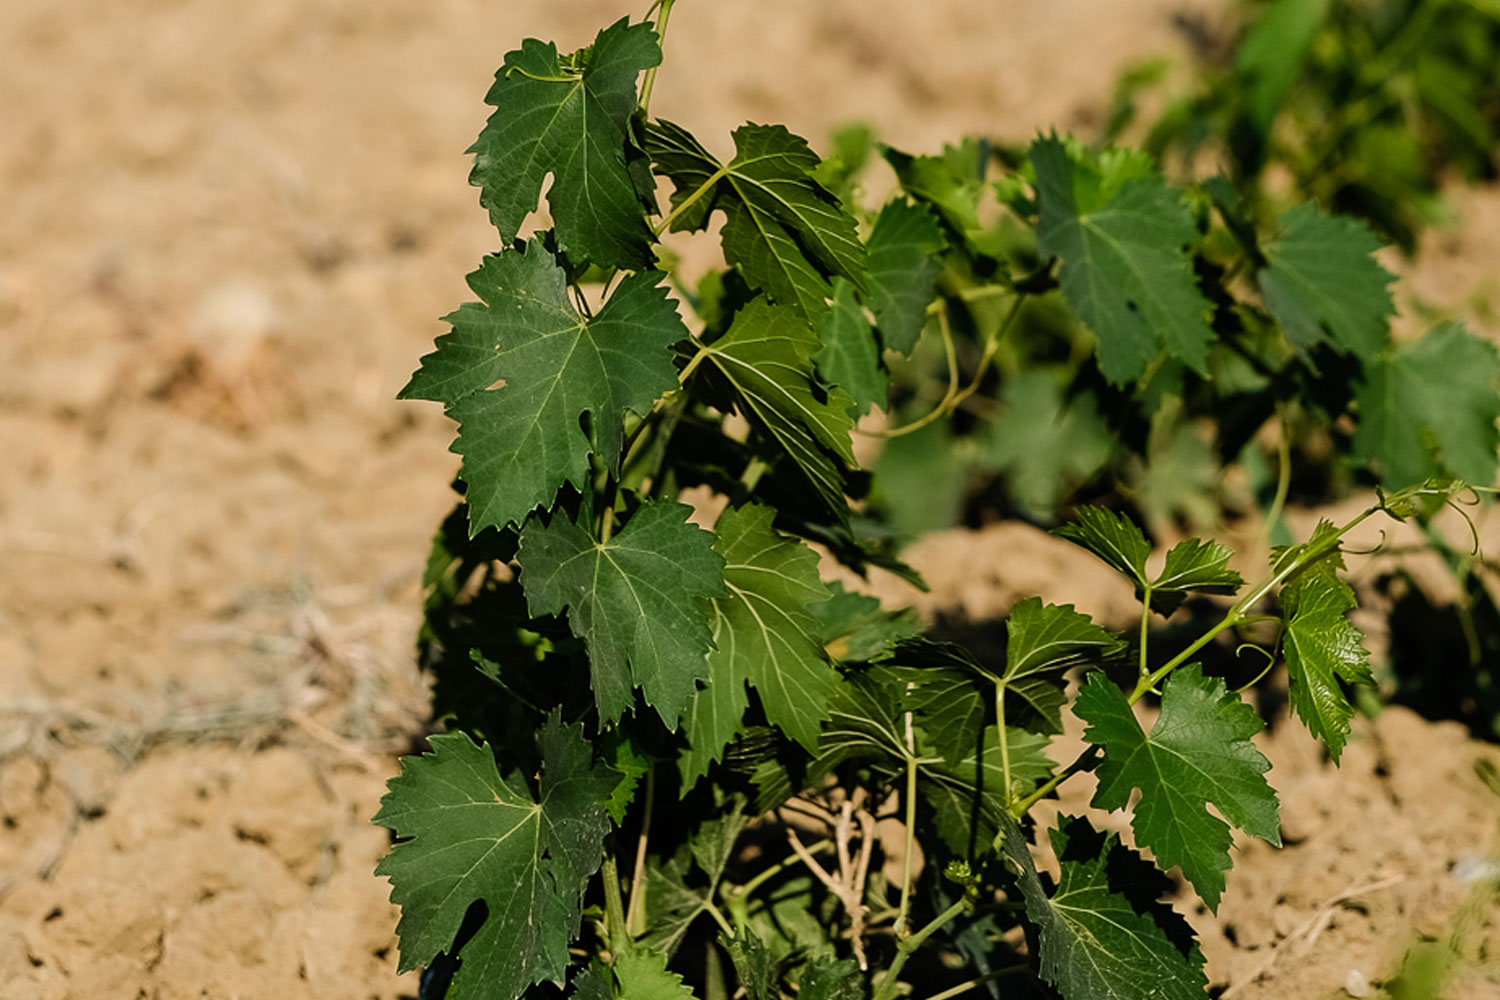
[1344, 967, 1371, 997]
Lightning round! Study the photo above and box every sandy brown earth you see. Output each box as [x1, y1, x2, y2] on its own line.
[4, 1, 1500, 998]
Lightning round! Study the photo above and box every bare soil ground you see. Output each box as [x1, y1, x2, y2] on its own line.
[4, 1, 1500, 998]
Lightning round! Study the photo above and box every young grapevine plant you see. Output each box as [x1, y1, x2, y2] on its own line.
[377, 6, 1495, 999]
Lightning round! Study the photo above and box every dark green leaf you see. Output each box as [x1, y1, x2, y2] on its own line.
[1003, 597, 1124, 732]
[725, 929, 777, 1000]
[1149, 538, 1244, 617]
[1075, 666, 1280, 911]
[616, 949, 697, 1000]
[816, 278, 887, 416]
[518, 501, 725, 726]
[863, 199, 948, 353]
[648, 121, 866, 323]
[700, 298, 858, 515]
[999, 813, 1208, 1000]
[1031, 136, 1214, 383]
[797, 958, 865, 1000]
[1053, 506, 1151, 592]
[1257, 203, 1395, 359]
[922, 725, 1054, 856]
[811, 583, 923, 663]
[470, 19, 659, 268]
[373, 715, 612, 1000]
[1281, 577, 1372, 762]
[682, 505, 836, 786]
[1235, 0, 1331, 134]
[571, 964, 615, 1000]
[401, 244, 688, 534]
[1353, 321, 1500, 488]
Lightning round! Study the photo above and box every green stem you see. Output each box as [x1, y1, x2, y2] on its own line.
[1263, 411, 1291, 546]
[703, 899, 734, 937]
[995, 683, 1013, 810]
[625, 767, 656, 935]
[1137, 590, 1153, 682]
[731, 838, 832, 900]
[894, 750, 919, 936]
[653, 166, 729, 236]
[637, 0, 675, 118]
[1009, 746, 1100, 818]
[918, 964, 1030, 1000]
[872, 899, 970, 1000]
[602, 851, 632, 958]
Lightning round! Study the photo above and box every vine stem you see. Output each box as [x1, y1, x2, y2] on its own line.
[637, 0, 675, 119]
[995, 683, 1013, 810]
[917, 964, 1030, 1000]
[602, 851, 631, 958]
[893, 717, 919, 937]
[624, 767, 656, 935]
[653, 166, 729, 236]
[868, 292, 1024, 439]
[871, 899, 970, 1000]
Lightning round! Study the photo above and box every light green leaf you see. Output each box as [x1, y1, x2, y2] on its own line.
[1282, 577, 1372, 762]
[701, 298, 858, 515]
[681, 504, 836, 785]
[401, 244, 688, 534]
[616, 949, 696, 1000]
[680, 665, 751, 789]
[373, 716, 613, 1000]
[1053, 506, 1151, 592]
[1031, 136, 1214, 383]
[1257, 203, 1395, 359]
[982, 369, 1114, 521]
[999, 813, 1208, 1000]
[863, 198, 948, 353]
[518, 501, 725, 726]
[882, 141, 987, 235]
[1235, 0, 1331, 134]
[1353, 321, 1500, 488]
[1075, 665, 1280, 910]
[648, 121, 866, 323]
[469, 19, 659, 269]
[816, 278, 887, 416]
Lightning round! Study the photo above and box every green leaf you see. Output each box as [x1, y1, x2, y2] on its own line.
[725, 929, 777, 1000]
[1150, 538, 1244, 617]
[1003, 597, 1125, 733]
[1281, 577, 1372, 762]
[1056, 507, 1242, 617]
[647, 120, 866, 323]
[1353, 321, 1500, 488]
[811, 582, 923, 663]
[1274, 519, 1352, 610]
[922, 725, 1055, 856]
[518, 500, 726, 726]
[401, 244, 688, 534]
[981, 369, 1114, 521]
[1257, 203, 1395, 359]
[601, 732, 651, 824]
[682, 504, 837, 785]
[796, 958, 865, 1000]
[1030, 136, 1214, 384]
[1235, 0, 1331, 135]
[999, 814, 1208, 1000]
[373, 715, 612, 1000]
[1075, 666, 1280, 910]
[816, 278, 887, 416]
[616, 949, 696, 1000]
[881, 141, 986, 236]
[680, 665, 752, 789]
[1053, 506, 1151, 592]
[863, 198, 948, 353]
[700, 298, 858, 515]
[571, 964, 615, 1000]
[469, 19, 659, 269]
